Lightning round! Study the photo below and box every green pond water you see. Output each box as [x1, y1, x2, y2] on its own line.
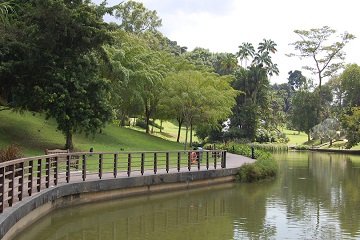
[13, 151, 360, 239]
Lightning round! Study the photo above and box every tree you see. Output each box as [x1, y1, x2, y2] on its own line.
[341, 107, 360, 149]
[311, 118, 340, 146]
[161, 70, 237, 147]
[290, 86, 321, 141]
[258, 38, 277, 54]
[326, 75, 344, 118]
[238, 42, 255, 68]
[288, 70, 305, 91]
[287, 26, 355, 89]
[340, 64, 360, 108]
[220, 53, 238, 72]
[0, 1, 14, 24]
[0, 0, 113, 150]
[114, 0, 162, 33]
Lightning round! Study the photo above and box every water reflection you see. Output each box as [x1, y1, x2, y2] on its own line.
[13, 151, 360, 240]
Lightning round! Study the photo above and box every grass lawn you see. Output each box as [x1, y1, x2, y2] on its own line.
[0, 110, 184, 157]
[283, 129, 309, 146]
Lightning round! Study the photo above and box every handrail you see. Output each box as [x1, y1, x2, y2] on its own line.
[0, 149, 226, 214]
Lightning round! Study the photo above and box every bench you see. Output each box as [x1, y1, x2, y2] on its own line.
[45, 149, 79, 170]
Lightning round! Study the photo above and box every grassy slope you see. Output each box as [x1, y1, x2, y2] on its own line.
[283, 129, 309, 146]
[284, 129, 359, 149]
[0, 110, 184, 157]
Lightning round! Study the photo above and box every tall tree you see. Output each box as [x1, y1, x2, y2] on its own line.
[287, 26, 355, 89]
[114, 0, 162, 33]
[288, 70, 305, 90]
[341, 107, 360, 149]
[290, 84, 321, 141]
[340, 63, 360, 108]
[0, 0, 113, 150]
[161, 70, 237, 147]
[238, 42, 255, 68]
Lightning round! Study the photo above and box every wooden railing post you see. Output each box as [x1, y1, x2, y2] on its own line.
[177, 152, 181, 172]
[37, 158, 42, 192]
[82, 155, 87, 181]
[98, 154, 103, 179]
[206, 151, 209, 170]
[141, 153, 145, 175]
[8, 164, 14, 207]
[214, 152, 217, 169]
[45, 157, 50, 188]
[18, 162, 25, 201]
[197, 151, 201, 170]
[154, 153, 157, 174]
[188, 152, 191, 171]
[66, 155, 71, 183]
[222, 151, 227, 168]
[54, 157, 58, 186]
[0, 167, 4, 213]
[127, 154, 131, 177]
[28, 160, 33, 196]
[113, 154, 118, 178]
[166, 152, 169, 173]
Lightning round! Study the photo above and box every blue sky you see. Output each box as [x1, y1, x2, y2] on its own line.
[93, 0, 360, 84]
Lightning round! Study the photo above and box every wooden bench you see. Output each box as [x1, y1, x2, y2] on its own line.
[45, 149, 79, 170]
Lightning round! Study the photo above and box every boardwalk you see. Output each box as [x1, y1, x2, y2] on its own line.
[0, 151, 256, 239]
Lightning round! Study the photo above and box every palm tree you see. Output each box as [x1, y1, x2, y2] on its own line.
[0, 1, 14, 24]
[220, 53, 238, 71]
[258, 39, 277, 54]
[238, 42, 255, 68]
[266, 63, 279, 80]
[252, 52, 272, 68]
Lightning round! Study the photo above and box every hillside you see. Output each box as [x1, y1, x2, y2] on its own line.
[0, 110, 184, 157]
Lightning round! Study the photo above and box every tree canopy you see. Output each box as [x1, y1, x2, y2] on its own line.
[287, 26, 355, 89]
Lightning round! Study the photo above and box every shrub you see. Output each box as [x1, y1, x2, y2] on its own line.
[237, 152, 278, 183]
[294, 145, 309, 150]
[0, 144, 24, 163]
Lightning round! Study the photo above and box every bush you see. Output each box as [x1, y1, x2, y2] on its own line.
[0, 144, 24, 163]
[294, 145, 309, 150]
[237, 152, 278, 183]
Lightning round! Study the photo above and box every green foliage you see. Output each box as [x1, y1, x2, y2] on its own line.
[1, 0, 113, 150]
[114, 0, 162, 33]
[294, 145, 310, 150]
[341, 107, 360, 149]
[248, 143, 288, 152]
[0, 144, 24, 163]
[288, 26, 355, 88]
[290, 87, 320, 140]
[340, 63, 360, 108]
[237, 150, 278, 183]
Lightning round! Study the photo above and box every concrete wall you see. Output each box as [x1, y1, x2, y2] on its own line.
[1, 168, 238, 239]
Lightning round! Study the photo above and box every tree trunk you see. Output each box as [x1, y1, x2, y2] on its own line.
[176, 117, 183, 143]
[120, 111, 126, 126]
[65, 131, 74, 150]
[145, 105, 150, 134]
[190, 122, 193, 147]
[184, 121, 189, 150]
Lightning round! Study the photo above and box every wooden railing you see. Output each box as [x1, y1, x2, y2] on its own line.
[0, 149, 226, 214]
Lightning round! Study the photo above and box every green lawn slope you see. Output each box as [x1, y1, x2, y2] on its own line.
[0, 110, 184, 157]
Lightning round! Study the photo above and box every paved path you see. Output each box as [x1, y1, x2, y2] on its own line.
[225, 153, 256, 167]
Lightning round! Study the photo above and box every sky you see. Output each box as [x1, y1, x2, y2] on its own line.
[94, 0, 360, 84]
